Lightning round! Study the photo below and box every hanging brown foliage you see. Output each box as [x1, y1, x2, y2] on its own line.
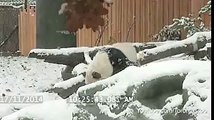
[61, 0, 112, 32]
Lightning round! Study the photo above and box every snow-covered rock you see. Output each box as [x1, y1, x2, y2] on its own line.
[76, 60, 211, 120]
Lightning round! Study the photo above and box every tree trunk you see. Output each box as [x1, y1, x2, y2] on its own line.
[36, 0, 76, 49]
[140, 36, 207, 65]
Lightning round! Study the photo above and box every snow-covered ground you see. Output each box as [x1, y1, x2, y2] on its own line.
[0, 56, 65, 118]
[0, 56, 65, 94]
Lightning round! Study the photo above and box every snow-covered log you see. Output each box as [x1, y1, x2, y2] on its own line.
[28, 43, 154, 65]
[61, 65, 75, 80]
[45, 52, 86, 66]
[140, 32, 211, 65]
[47, 75, 86, 99]
[141, 32, 211, 65]
[28, 47, 91, 59]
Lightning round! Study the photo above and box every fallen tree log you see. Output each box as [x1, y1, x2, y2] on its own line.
[28, 47, 91, 59]
[140, 32, 210, 65]
[45, 52, 86, 66]
[46, 75, 86, 99]
[29, 43, 154, 65]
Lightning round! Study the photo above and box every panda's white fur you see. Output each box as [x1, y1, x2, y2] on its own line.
[85, 43, 138, 84]
[112, 43, 137, 62]
[85, 51, 113, 84]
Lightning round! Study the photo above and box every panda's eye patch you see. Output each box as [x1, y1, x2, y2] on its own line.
[92, 72, 101, 79]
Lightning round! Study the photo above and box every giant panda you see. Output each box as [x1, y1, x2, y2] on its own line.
[85, 43, 140, 84]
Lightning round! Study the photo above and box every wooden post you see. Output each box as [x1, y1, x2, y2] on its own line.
[18, 7, 36, 56]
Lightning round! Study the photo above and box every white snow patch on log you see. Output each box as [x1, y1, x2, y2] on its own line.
[54, 75, 85, 89]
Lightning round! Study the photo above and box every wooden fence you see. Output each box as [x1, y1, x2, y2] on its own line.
[0, 7, 19, 53]
[76, 0, 210, 47]
[17, 0, 210, 55]
[18, 6, 36, 56]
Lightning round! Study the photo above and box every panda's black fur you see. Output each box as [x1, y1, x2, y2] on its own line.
[102, 47, 137, 75]
[88, 48, 100, 60]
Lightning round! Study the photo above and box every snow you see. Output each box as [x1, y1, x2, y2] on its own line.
[0, 105, 14, 120]
[0, 56, 65, 118]
[97, 100, 163, 120]
[183, 95, 210, 119]
[0, 92, 62, 118]
[206, 42, 211, 47]
[134, 101, 163, 120]
[1, 100, 78, 120]
[147, 41, 177, 46]
[131, 42, 145, 47]
[72, 63, 88, 76]
[29, 47, 91, 56]
[162, 94, 183, 112]
[182, 64, 211, 119]
[0, 56, 65, 94]
[54, 75, 85, 89]
[97, 103, 118, 118]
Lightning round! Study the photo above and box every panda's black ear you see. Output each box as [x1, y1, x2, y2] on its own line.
[89, 49, 99, 60]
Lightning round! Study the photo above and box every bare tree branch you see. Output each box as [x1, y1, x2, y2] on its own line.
[95, 18, 109, 46]
[126, 16, 136, 41]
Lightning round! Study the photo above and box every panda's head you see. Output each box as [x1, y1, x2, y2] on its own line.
[85, 47, 137, 84]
